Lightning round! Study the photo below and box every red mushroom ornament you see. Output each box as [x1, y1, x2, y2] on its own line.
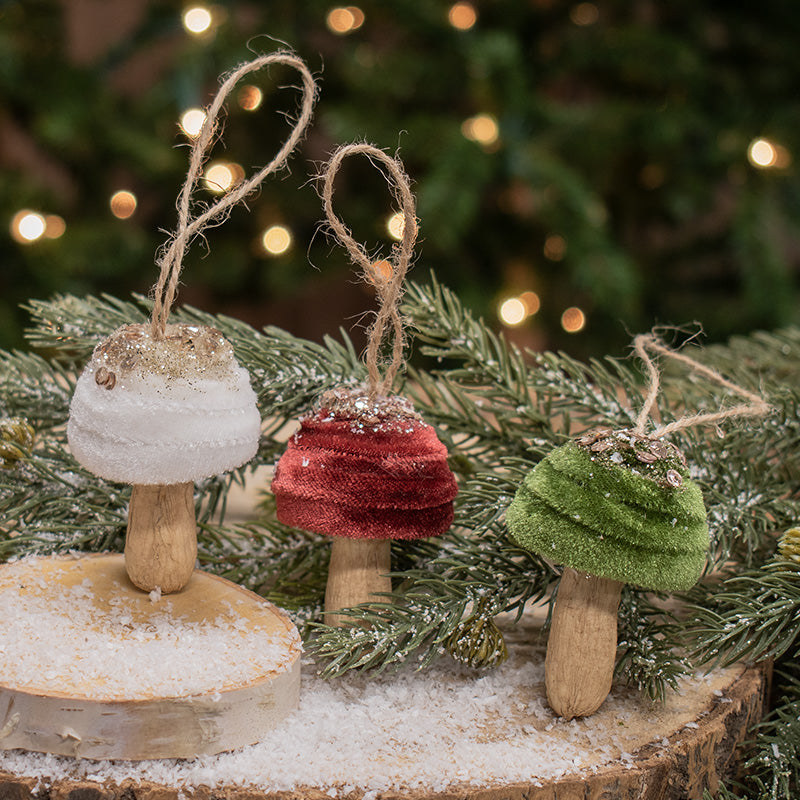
[272, 143, 458, 626]
[273, 387, 457, 626]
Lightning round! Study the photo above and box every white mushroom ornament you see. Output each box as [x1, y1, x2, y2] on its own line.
[66, 50, 317, 594]
[68, 322, 260, 594]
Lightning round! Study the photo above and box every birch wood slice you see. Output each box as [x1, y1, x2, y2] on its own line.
[0, 553, 301, 761]
[0, 611, 767, 800]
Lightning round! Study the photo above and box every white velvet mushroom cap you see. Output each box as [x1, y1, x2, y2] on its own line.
[67, 323, 261, 485]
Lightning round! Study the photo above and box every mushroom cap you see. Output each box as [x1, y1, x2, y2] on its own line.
[505, 432, 709, 591]
[67, 323, 261, 485]
[271, 388, 458, 540]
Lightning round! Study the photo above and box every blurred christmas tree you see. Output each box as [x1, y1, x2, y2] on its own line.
[2, 0, 800, 356]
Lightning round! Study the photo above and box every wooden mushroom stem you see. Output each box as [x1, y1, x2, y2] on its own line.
[545, 566, 623, 720]
[325, 537, 391, 627]
[125, 482, 197, 594]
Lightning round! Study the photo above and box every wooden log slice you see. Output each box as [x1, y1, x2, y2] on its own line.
[0, 554, 301, 761]
[0, 609, 766, 800]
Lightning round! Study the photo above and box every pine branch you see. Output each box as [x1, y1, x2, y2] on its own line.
[703, 327, 800, 388]
[23, 294, 149, 362]
[0, 440, 128, 557]
[738, 669, 800, 800]
[681, 423, 796, 569]
[308, 593, 471, 677]
[8, 285, 800, 707]
[404, 278, 799, 571]
[308, 523, 554, 677]
[705, 785, 750, 800]
[1, 293, 365, 579]
[615, 589, 691, 702]
[689, 559, 800, 668]
[23, 294, 367, 418]
[403, 276, 642, 444]
[171, 304, 367, 416]
[197, 516, 329, 614]
[0, 350, 74, 431]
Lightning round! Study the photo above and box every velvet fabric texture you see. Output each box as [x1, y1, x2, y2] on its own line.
[272, 407, 458, 540]
[506, 441, 709, 591]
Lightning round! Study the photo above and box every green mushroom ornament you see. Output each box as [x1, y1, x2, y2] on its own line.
[506, 428, 709, 720]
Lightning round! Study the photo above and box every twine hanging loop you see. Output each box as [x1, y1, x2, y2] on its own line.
[150, 51, 317, 339]
[321, 143, 418, 398]
[632, 332, 771, 439]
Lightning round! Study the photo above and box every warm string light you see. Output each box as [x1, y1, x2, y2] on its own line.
[202, 162, 243, 194]
[110, 190, 137, 220]
[179, 108, 207, 138]
[182, 6, 213, 35]
[326, 6, 365, 34]
[262, 224, 293, 256]
[461, 113, 500, 148]
[748, 137, 791, 170]
[238, 85, 263, 111]
[43, 215, 66, 239]
[561, 306, 586, 333]
[386, 212, 405, 241]
[499, 298, 526, 327]
[370, 259, 393, 282]
[14, 211, 45, 242]
[570, 2, 599, 25]
[519, 290, 541, 316]
[10, 210, 65, 244]
[498, 290, 541, 328]
[543, 234, 566, 261]
[448, 2, 477, 30]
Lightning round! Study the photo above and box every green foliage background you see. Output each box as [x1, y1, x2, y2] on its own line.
[2, 1, 800, 356]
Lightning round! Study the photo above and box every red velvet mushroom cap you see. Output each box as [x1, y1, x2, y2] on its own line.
[272, 388, 458, 540]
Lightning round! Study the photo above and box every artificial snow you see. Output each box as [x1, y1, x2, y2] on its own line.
[0, 603, 740, 797]
[0, 558, 300, 700]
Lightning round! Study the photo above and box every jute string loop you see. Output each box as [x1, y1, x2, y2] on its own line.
[632, 332, 770, 439]
[321, 144, 418, 398]
[150, 51, 317, 339]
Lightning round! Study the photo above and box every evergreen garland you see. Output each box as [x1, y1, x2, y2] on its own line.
[2, 279, 800, 797]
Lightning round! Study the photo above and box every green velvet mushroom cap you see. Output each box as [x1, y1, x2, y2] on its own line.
[506, 431, 709, 591]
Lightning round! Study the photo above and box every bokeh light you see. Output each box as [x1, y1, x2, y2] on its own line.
[370, 259, 393, 282]
[561, 306, 586, 333]
[262, 225, 293, 256]
[203, 162, 240, 193]
[461, 113, 500, 147]
[448, 2, 477, 30]
[386, 212, 405, 241]
[498, 297, 527, 327]
[748, 138, 777, 168]
[543, 234, 566, 261]
[238, 85, 263, 111]
[182, 6, 213, 35]
[519, 291, 541, 316]
[10, 210, 46, 244]
[348, 6, 365, 26]
[748, 137, 791, 169]
[43, 215, 66, 239]
[570, 2, 599, 25]
[180, 108, 207, 138]
[326, 6, 365, 34]
[110, 191, 137, 220]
